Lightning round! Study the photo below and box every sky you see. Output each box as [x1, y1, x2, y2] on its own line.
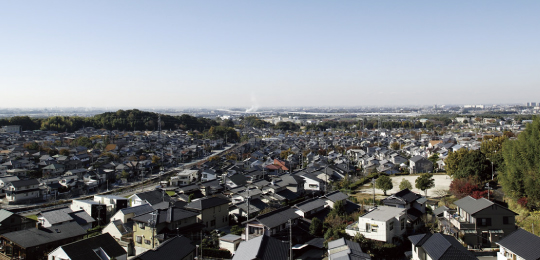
[1, 1, 539, 108]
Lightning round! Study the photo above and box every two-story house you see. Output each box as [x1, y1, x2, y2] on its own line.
[445, 196, 518, 247]
[496, 228, 540, 260]
[184, 197, 230, 230]
[131, 207, 200, 255]
[345, 206, 407, 243]
[409, 155, 433, 174]
[408, 233, 477, 260]
[244, 207, 301, 241]
[4, 179, 41, 204]
[382, 188, 427, 233]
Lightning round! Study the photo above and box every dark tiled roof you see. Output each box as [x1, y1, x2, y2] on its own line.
[1, 222, 86, 248]
[132, 207, 198, 224]
[325, 191, 349, 202]
[9, 179, 40, 188]
[60, 233, 126, 260]
[185, 197, 230, 210]
[294, 198, 326, 213]
[382, 188, 422, 205]
[454, 196, 493, 215]
[420, 233, 477, 260]
[134, 190, 172, 206]
[255, 207, 301, 228]
[233, 235, 289, 260]
[119, 204, 154, 216]
[135, 235, 195, 260]
[497, 228, 540, 260]
[433, 206, 449, 216]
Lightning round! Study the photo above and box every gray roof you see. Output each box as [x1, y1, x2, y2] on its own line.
[294, 198, 326, 213]
[497, 228, 540, 260]
[59, 233, 126, 260]
[232, 235, 289, 260]
[119, 204, 154, 216]
[132, 207, 198, 224]
[454, 196, 516, 216]
[433, 206, 449, 217]
[220, 234, 242, 243]
[39, 207, 74, 225]
[135, 235, 195, 260]
[410, 233, 477, 260]
[185, 197, 230, 210]
[254, 207, 301, 228]
[1, 222, 86, 248]
[328, 238, 371, 260]
[0, 209, 14, 223]
[360, 206, 405, 221]
[325, 191, 349, 202]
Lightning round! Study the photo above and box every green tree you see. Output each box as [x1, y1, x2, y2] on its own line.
[415, 173, 435, 196]
[309, 217, 323, 236]
[499, 117, 540, 208]
[399, 179, 413, 191]
[376, 175, 393, 195]
[59, 149, 70, 156]
[390, 142, 400, 150]
[480, 136, 507, 171]
[445, 149, 491, 180]
[428, 153, 439, 165]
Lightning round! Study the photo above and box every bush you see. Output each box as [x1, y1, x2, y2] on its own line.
[202, 248, 232, 259]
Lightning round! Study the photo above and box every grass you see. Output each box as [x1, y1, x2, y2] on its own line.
[166, 190, 176, 196]
[26, 215, 38, 221]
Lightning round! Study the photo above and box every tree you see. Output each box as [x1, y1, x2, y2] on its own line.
[390, 142, 400, 150]
[59, 149, 70, 156]
[480, 136, 507, 171]
[309, 217, 323, 236]
[399, 179, 413, 191]
[151, 155, 161, 165]
[449, 178, 480, 199]
[499, 117, 540, 208]
[376, 175, 393, 195]
[415, 173, 435, 196]
[428, 153, 439, 165]
[445, 149, 491, 180]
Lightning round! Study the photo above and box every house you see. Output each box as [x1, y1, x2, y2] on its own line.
[409, 155, 433, 174]
[201, 169, 218, 182]
[184, 197, 230, 230]
[37, 207, 95, 230]
[70, 200, 108, 227]
[382, 188, 427, 232]
[129, 190, 172, 207]
[233, 235, 289, 260]
[3, 179, 41, 204]
[324, 191, 349, 208]
[133, 235, 196, 260]
[293, 198, 327, 218]
[93, 194, 129, 219]
[176, 169, 199, 186]
[497, 228, 540, 260]
[0, 222, 86, 260]
[219, 234, 242, 255]
[131, 207, 200, 254]
[444, 196, 518, 247]
[47, 233, 127, 260]
[0, 209, 36, 234]
[346, 206, 407, 243]
[244, 207, 301, 241]
[327, 237, 371, 260]
[408, 233, 477, 260]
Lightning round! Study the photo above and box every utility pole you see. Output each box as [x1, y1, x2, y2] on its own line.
[289, 218, 293, 260]
[372, 178, 376, 208]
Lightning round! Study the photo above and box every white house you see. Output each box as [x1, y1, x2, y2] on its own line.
[346, 206, 407, 243]
[497, 228, 540, 260]
[4, 179, 41, 203]
[176, 169, 199, 185]
[219, 234, 242, 255]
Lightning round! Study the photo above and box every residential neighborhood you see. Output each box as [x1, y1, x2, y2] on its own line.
[0, 110, 539, 260]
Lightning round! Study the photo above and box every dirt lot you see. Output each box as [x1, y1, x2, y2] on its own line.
[356, 174, 452, 198]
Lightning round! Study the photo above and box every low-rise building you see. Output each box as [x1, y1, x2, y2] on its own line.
[47, 233, 127, 260]
[346, 206, 407, 243]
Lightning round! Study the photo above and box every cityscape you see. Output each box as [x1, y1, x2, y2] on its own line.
[2, 1, 540, 260]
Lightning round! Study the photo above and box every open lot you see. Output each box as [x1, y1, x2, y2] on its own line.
[357, 174, 452, 198]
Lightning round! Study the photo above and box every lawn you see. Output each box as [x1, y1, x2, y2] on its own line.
[26, 215, 38, 221]
[166, 191, 176, 196]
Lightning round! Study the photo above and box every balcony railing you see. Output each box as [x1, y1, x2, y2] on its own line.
[448, 216, 475, 230]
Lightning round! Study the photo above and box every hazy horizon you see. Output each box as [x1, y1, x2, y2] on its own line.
[2, 1, 539, 108]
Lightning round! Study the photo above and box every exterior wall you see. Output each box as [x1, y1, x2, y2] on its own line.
[302, 178, 320, 191]
[102, 222, 124, 240]
[357, 215, 406, 243]
[219, 240, 240, 255]
[0, 215, 36, 234]
[497, 246, 525, 260]
[200, 204, 229, 230]
[133, 222, 159, 251]
[48, 247, 69, 260]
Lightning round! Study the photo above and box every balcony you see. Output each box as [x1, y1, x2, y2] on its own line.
[448, 216, 475, 230]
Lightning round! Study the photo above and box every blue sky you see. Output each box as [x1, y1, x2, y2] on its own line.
[1, 1, 539, 108]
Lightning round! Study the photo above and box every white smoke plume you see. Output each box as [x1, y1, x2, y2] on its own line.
[245, 94, 259, 113]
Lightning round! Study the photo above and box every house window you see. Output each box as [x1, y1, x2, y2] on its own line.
[138, 223, 145, 229]
[136, 236, 142, 243]
[145, 239, 151, 245]
[371, 224, 378, 233]
[211, 220, 216, 227]
[503, 216, 509, 225]
[389, 221, 394, 231]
